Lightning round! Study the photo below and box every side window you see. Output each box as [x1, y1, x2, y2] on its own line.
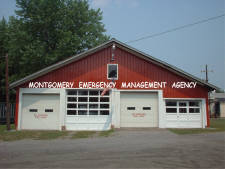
[107, 64, 118, 80]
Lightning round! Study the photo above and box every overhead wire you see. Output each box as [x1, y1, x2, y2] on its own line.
[126, 14, 225, 44]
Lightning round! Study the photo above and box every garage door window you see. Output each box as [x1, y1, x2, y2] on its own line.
[66, 90, 110, 116]
[189, 108, 200, 113]
[166, 100, 200, 114]
[189, 101, 200, 113]
[166, 101, 177, 113]
[45, 109, 53, 112]
[143, 107, 151, 110]
[29, 109, 38, 112]
[127, 107, 135, 110]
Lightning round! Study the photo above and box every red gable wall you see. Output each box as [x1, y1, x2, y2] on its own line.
[20, 46, 209, 98]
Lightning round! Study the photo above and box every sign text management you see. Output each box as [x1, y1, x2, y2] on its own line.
[28, 81, 197, 89]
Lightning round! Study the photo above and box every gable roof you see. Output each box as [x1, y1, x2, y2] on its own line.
[10, 38, 219, 90]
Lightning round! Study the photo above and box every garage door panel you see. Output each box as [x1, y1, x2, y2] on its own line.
[178, 115, 188, 121]
[21, 94, 60, 130]
[179, 121, 201, 128]
[120, 92, 158, 127]
[188, 115, 201, 122]
[65, 89, 111, 130]
[165, 100, 202, 128]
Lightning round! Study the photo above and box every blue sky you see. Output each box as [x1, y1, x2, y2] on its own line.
[1, 0, 225, 90]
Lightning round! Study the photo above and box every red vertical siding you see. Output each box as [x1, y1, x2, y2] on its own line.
[20, 46, 210, 99]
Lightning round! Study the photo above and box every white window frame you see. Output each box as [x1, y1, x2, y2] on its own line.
[107, 64, 118, 80]
[66, 89, 110, 116]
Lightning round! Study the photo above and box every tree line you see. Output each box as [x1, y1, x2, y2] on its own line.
[0, 0, 110, 101]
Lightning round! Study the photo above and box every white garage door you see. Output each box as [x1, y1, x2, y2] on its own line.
[165, 100, 202, 128]
[65, 90, 111, 130]
[120, 92, 158, 127]
[21, 94, 60, 130]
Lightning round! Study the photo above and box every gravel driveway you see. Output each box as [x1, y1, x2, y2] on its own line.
[0, 129, 224, 169]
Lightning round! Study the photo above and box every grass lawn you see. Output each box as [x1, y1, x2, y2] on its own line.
[169, 118, 225, 135]
[99, 129, 115, 137]
[71, 131, 96, 139]
[0, 125, 69, 141]
[0, 124, 115, 141]
[71, 129, 115, 139]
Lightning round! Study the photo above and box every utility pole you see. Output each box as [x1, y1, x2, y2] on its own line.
[201, 64, 213, 83]
[5, 53, 10, 131]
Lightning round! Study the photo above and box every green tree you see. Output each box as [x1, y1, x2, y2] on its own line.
[0, 17, 9, 101]
[15, 0, 109, 69]
[0, 0, 110, 101]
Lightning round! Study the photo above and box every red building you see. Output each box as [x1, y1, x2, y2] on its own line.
[10, 39, 217, 130]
